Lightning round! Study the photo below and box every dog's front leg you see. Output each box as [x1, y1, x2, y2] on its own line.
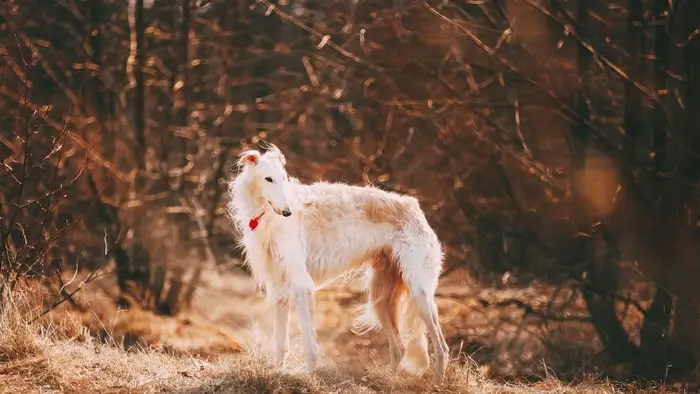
[292, 276, 319, 373]
[278, 237, 319, 372]
[274, 299, 290, 367]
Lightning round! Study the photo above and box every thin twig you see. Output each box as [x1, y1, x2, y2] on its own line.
[512, 91, 532, 159]
[254, 0, 386, 72]
[31, 269, 114, 323]
[478, 297, 591, 323]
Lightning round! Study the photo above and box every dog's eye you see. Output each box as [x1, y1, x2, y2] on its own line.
[265, 177, 273, 183]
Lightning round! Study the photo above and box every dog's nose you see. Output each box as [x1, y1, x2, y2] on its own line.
[282, 208, 292, 217]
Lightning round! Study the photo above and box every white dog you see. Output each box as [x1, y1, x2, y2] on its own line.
[227, 144, 449, 383]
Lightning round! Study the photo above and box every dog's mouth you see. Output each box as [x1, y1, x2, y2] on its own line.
[268, 201, 292, 217]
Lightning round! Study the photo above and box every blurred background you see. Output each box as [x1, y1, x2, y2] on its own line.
[2, 0, 700, 388]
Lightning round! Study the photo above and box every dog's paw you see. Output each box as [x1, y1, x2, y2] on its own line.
[398, 355, 429, 377]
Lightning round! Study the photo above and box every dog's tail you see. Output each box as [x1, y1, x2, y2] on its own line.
[351, 248, 425, 337]
[351, 249, 406, 335]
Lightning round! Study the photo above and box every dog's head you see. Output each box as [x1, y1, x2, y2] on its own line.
[237, 143, 292, 217]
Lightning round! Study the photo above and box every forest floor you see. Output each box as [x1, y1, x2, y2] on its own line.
[0, 262, 663, 393]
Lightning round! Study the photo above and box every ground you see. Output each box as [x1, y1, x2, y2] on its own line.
[0, 263, 644, 393]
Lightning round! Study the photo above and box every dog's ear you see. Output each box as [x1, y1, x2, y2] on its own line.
[238, 150, 261, 167]
[276, 150, 286, 167]
[263, 142, 286, 167]
[264, 141, 280, 152]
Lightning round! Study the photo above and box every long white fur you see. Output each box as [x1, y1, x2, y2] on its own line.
[227, 144, 450, 383]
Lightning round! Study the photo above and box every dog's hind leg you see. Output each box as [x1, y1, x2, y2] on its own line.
[370, 251, 406, 370]
[396, 241, 449, 384]
[410, 285, 449, 383]
[399, 315, 430, 375]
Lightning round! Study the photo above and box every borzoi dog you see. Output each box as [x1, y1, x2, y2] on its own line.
[227, 144, 450, 383]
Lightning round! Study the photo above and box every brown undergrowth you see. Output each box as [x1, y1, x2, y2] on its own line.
[0, 271, 647, 393]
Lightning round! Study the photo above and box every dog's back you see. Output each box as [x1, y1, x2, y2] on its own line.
[292, 181, 437, 277]
[294, 181, 428, 230]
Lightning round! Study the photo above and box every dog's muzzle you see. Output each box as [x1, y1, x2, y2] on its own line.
[281, 208, 292, 217]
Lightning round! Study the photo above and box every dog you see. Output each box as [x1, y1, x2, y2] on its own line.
[227, 144, 449, 383]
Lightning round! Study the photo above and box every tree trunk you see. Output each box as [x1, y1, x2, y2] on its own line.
[120, 0, 153, 310]
[573, 0, 635, 362]
[668, 0, 700, 371]
[634, 0, 673, 379]
[635, 0, 700, 379]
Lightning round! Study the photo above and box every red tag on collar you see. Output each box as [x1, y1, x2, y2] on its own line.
[248, 211, 265, 231]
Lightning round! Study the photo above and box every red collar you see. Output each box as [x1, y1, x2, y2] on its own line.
[248, 211, 265, 231]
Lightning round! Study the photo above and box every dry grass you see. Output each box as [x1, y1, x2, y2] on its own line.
[0, 281, 637, 394]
